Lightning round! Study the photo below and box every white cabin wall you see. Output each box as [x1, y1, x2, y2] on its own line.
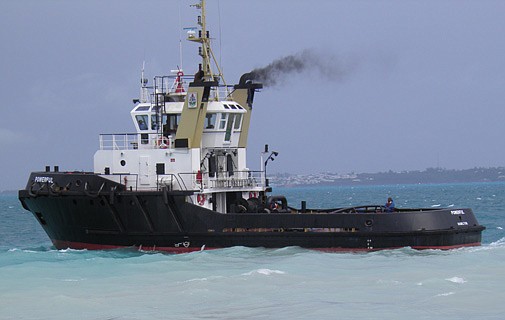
[201, 131, 241, 148]
[237, 148, 247, 171]
[94, 148, 194, 190]
[150, 149, 193, 190]
[94, 150, 114, 174]
[191, 148, 200, 171]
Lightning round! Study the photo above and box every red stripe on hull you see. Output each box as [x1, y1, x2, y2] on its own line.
[52, 239, 481, 254]
[314, 242, 481, 252]
[410, 242, 481, 250]
[51, 240, 216, 254]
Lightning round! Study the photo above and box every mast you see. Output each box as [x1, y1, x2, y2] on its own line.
[188, 0, 227, 87]
[140, 61, 149, 103]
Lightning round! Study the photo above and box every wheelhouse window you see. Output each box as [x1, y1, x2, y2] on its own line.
[135, 105, 150, 112]
[151, 114, 159, 130]
[224, 114, 235, 142]
[214, 112, 244, 141]
[136, 115, 148, 130]
[218, 113, 228, 130]
[205, 113, 217, 129]
[163, 114, 180, 136]
[234, 114, 242, 130]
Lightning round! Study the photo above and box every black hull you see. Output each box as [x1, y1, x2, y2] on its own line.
[49, 230, 482, 253]
[19, 172, 485, 253]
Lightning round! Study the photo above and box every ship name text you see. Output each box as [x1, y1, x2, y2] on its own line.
[34, 176, 54, 184]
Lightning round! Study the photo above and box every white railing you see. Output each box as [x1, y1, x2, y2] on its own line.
[99, 133, 138, 150]
[213, 85, 235, 101]
[157, 170, 265, 192]
[100, 170, 265, 193]
[196, 170, 264, 190]
[99, 133, 175, 150]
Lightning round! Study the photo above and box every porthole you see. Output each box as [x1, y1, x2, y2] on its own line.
[120, 160, 126, 166]
[365, 219, 373, 227]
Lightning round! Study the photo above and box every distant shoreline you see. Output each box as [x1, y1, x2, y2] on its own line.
[3, 167, 505, 193]
[270, 167, 505, 187]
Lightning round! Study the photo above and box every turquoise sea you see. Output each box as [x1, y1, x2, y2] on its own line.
[1, 182, 505, 319]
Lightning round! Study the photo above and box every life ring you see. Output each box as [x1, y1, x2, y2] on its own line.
[197, 194, 206, 205]
[270, 201, 279, 211]
[157, 136, 169, 149]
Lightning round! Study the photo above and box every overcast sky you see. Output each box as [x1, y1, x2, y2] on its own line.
[1, 0, 505, 191]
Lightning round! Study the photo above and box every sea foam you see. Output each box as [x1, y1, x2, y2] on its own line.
[242, 268, 286, 276]
[446, 277, 466, 284]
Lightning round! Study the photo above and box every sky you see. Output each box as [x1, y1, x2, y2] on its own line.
[1, 0, 505, 191]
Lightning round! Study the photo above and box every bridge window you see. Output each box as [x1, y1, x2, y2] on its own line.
[225, 114, 235, 142]
[135, 105, 150, 111]
[136, 115, 148, 130]
[234, 114, 242, 130]
[163, 114, 180, 136]
[205, 113, 217, 129]
[219, 113, 228, 130]
[151, 114, 159, 130]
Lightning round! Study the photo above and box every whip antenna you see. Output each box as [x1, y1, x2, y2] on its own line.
[218, 0, 223, 72]
[178, 0, 184, 69]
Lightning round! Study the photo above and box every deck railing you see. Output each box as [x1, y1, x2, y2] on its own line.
[163, 170, 265, 192]
[99, 133, 138, 150]
[146, 75, 236, 104]
[101, 170, 265, 193]
[98, 133, 175, 150]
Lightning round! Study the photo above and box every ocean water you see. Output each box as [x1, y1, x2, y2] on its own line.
[1, 182, 505, 320]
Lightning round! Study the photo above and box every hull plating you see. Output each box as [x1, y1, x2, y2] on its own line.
[18, 173, 485, 252]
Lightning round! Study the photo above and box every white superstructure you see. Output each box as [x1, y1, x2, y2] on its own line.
[93, 0, 267, 213]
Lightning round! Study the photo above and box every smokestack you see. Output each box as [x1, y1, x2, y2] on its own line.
[239, 72, 257, 86]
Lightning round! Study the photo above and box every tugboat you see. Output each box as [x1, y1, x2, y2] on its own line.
[18, 1, 484, 252]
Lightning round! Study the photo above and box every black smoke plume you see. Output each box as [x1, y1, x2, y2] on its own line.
[240, 49, 355, 87]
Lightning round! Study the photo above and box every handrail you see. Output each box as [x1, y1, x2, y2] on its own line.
[100, 170, 267, 195]
[147, 73, 237, 101]
[330, 205, 385, 214]
[157, 174, 187, 192]
[98, 133, 175, 151]
[161, 170, 265, 192]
